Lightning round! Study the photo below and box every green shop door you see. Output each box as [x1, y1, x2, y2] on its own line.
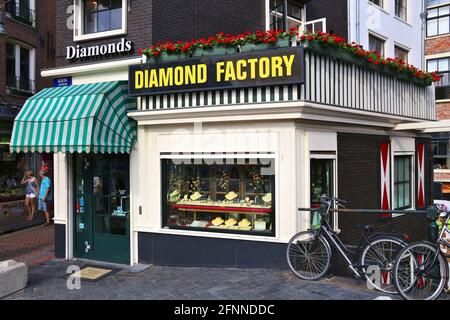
[74, 154, 130, 264]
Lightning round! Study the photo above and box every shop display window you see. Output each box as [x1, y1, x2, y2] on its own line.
[162, 158, 275, 237]
[0, 135, 44, 203]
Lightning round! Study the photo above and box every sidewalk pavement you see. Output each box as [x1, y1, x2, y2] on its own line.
[0, 225, 55, 266]
[2, 259, 393, 300]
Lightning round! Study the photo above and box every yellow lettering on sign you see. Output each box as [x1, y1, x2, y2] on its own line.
[135, 71, 143, 89]
[149, 69, 159, 88]
[216, 62, 225, 82]
[160, 67, 173, 87]
[174, 66, 184, 86]
[259, 57, 270, 79]
[144, 70, 149, 88]
[247, 58, 258, 79]
[225, 61, 236, 81]
[236, 60, 247, 80]
[283, 54, 295, 76]
[185, 66, 196, 85]
[271, 56, 284, 77]
[198, 64, 207, 84]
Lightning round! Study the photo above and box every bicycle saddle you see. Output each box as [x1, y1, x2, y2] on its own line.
[356, 224, 374, 232]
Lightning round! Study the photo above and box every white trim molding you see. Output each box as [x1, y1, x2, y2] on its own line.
[73, 0, 128, 42]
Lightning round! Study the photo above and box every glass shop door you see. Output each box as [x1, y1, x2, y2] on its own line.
[74, 154, 130, 264]
[310, 159, 336, 228]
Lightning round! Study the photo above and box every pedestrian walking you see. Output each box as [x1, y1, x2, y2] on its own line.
[21, 170, 39, 221]
[38, 170, 52, 226]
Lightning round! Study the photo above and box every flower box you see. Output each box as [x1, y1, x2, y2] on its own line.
[144, 52, 188, 64]
[240, 38, 291, 53]
[191, 46, 236, 57]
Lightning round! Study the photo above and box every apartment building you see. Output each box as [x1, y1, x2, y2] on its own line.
[0, 0, 55, 233]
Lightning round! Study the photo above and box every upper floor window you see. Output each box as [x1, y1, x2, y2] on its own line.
[395, 0, 408, 21]
[369, 34, 386, 57]
[84, 0, 122, 34]
[369, 0, 384, 9]
[5, 42, 35, 95]
[427, 57, 450, 99]
[427, 5, 450, 37]
[74, 0, 127, 41]
[269, 0, 304, 30]
[427, 0, 450, 8]
[5, 0, 36, 27]
[433, 135, 450, 170]
[395, 45, 409, 63]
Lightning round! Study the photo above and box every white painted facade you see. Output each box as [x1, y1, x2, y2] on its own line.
[347, 0, 425, 68]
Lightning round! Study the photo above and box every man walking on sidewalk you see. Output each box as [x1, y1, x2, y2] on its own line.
[38, 170, 52, 226]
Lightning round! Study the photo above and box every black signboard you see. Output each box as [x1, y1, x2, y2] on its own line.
[129, 46, 305, 96]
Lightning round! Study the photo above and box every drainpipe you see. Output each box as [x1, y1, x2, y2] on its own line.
[356, 0, 360, 44]
[420, 1, 427, 70]
[283, 0, 288, 31]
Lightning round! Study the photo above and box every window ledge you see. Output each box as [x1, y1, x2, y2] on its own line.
[74, 28, 127, 42]
[367, 1, 390, 16]
[426, 33, 450, 40]
[394, 15, 412, 27]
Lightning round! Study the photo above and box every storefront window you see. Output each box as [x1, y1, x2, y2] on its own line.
[162, 158, 275, 237]
[394, 156, 412, 210]
[0, 134, 42, 203]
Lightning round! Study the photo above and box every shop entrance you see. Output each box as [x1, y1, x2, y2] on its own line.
[73, 154, 130, 264]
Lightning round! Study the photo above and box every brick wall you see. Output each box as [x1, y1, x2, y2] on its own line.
[306, 0, 348, 38]
[425, 35, 450, 56]
[55, 0, 265, 67]
[152, 0, 265, 44]
[436, 101, 450, 120]
[331, 133, 431, 276]
[0, 0, 55, 108]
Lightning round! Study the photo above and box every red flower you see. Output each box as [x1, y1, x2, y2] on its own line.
[137, 48, 143, 55]
[307, 35, 313, 41]
[153, 50, 160, 57]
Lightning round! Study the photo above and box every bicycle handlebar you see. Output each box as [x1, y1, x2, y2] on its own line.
[320, 195, 347, 205]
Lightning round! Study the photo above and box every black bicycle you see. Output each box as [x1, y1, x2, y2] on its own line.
[287, 195, 408, 294]
[392, 204, 450, 300]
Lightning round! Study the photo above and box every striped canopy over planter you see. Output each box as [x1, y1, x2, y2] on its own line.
[10, 81, 137, 154]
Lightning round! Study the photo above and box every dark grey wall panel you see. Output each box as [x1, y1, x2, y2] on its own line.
[138, 232, 288, 269]
[54, 224, 66, 259]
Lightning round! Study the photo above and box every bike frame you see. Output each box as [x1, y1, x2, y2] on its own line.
[315, 201, 378, 278]
[422, 216, 450, 276]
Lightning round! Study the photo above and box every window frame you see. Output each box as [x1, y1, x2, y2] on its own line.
[393, 155, 413, 210]
[394, 44, 409, 63]
[5, 41, 35, 94]
[426, 4, 450, 37]
[368, 33, 386, 58]
[161, 157, 277, 238]
[368, 0, 385, 10]
[268, 0, 305, 31]
[395, 0, 408, 22]
[73, 0, 128, 42]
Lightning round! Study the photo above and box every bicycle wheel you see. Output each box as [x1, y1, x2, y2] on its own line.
[360, 237, 406, 294]
[287, 231, 331, 281]
[393, 242, 448, 300]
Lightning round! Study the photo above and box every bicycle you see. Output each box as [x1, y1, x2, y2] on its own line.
[287, 195, 408, 294]
[392, 204, 450, 300]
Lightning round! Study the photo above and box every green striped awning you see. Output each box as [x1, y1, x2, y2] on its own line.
[10, 81, 137, 154]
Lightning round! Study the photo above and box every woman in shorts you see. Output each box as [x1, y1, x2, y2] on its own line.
[21, 170, 39, 221]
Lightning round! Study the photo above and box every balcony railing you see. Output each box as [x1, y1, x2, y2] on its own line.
[5, 1, 35, 26]
[7, 76, 35, 94]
